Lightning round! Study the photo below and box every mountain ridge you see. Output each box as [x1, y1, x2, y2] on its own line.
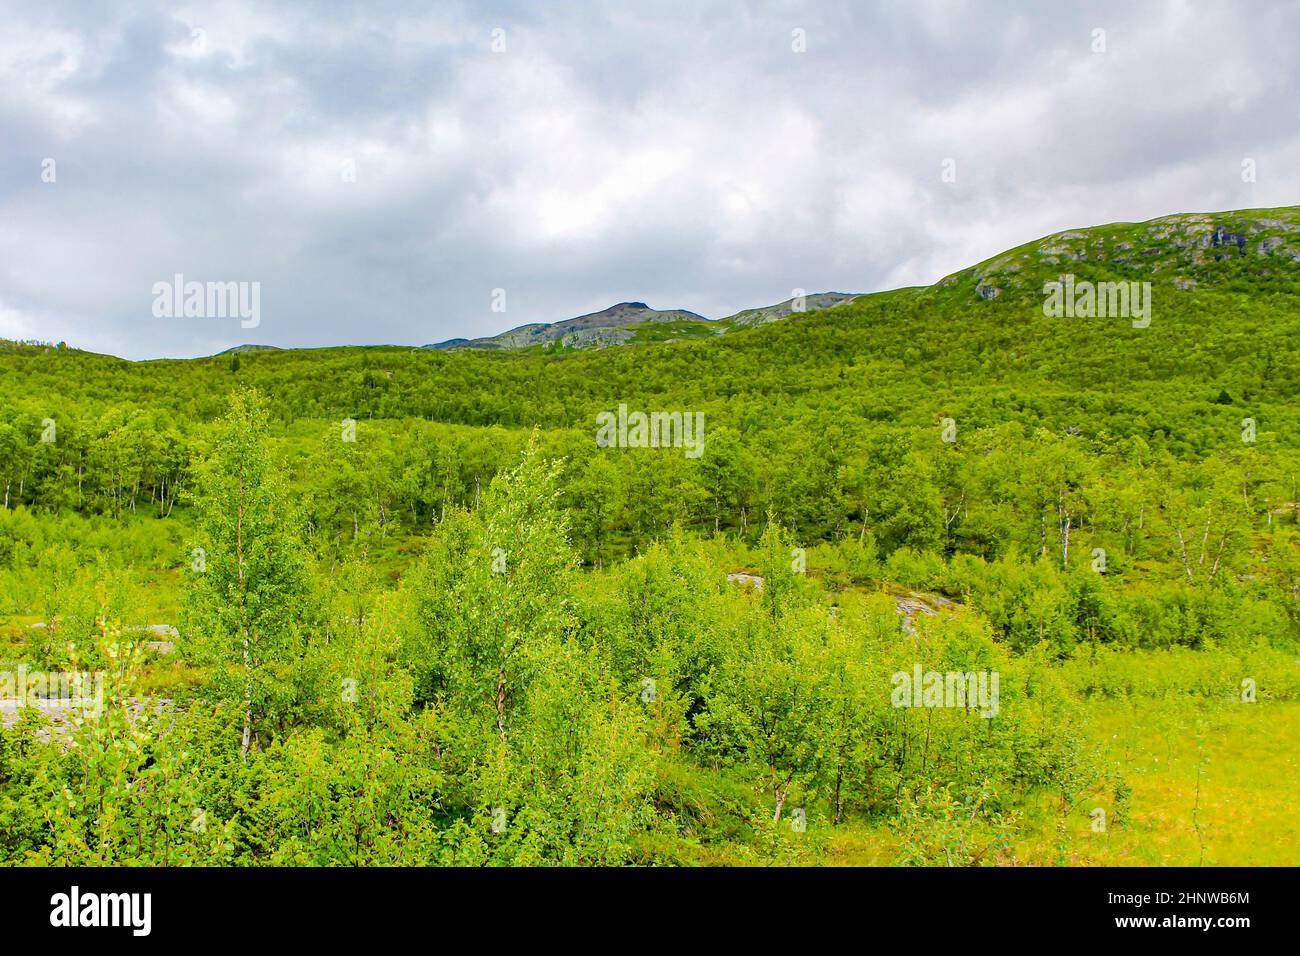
[422, 205, 1300, 356]
[423, 293, 867, 352]
[424, 301, 711, 351]
[6, 205, 1297, 362]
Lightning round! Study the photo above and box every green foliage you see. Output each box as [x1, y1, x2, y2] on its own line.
[893, 783, 1021, 866]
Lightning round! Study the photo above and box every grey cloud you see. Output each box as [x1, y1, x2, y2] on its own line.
[0, 0, 1296, 358]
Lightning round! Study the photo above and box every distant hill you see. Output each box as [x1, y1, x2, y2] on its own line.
[10, 205, 1300, 378]
[4, 203, 1296, 575]
[424, 292, 868, 352]
[215, 344, 283, 356]
[718, 292, 863, 327]
[424, 302, 710, 351]
[938, 207, 1300, 301]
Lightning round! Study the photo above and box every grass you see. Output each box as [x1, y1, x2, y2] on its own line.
[1058, 699, 1300, 866]
[821, 698, 1300, 866]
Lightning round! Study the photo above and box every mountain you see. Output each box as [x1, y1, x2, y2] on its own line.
[5, 204, 1295, 600]
[420, 199, 1300, 354]
[424, 301, 710, 351]
[6, 206, 1298, 382]
[215, 344, 283, 355]
[938, 207, 1300, 302]
[424, 292, 868, 351]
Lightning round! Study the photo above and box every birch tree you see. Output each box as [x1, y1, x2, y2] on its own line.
[183, 387, 312, 755]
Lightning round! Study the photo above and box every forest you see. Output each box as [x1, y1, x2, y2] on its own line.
[0, 208, 1297, 866]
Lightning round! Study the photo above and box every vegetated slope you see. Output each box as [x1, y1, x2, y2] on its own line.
[1, 204, 1296, 585]
[215, 344, 284, 356]
[947, 206, 1300, 302]
[6, 206, 1296, 443]
[719, 291, 864, 327]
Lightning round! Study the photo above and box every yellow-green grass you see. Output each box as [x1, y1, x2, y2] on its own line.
[823, 699, 1300, 866]
[1034, 698, 1300, 867]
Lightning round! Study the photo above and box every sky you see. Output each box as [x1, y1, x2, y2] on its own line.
[1, 0, 1297, 360]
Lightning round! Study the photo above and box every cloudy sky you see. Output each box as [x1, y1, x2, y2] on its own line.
[1, 1, 1296, 359]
